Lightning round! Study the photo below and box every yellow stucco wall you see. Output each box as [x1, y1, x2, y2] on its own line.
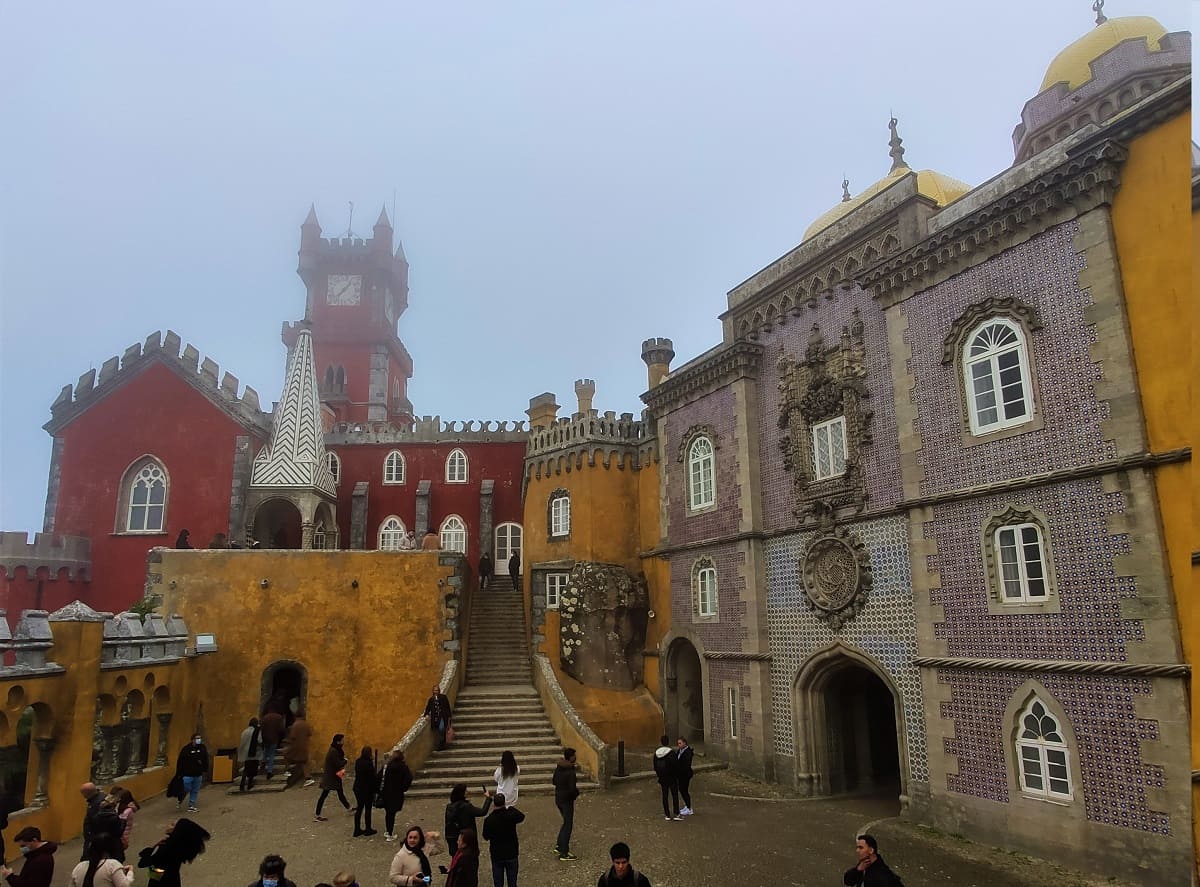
[1191, 172, 1200, 876]
[1109, 109, 1195, 868]
[160, 549, 460, 771]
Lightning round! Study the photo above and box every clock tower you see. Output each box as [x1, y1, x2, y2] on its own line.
[289, 204, 414, 425]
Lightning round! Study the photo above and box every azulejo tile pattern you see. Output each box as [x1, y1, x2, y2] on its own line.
[765, 515, 926, 784]
[939, 669, 1170, 833]
[663, 385, 741, 544]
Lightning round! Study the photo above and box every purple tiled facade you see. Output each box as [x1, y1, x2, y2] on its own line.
[662, 385, 742, 543]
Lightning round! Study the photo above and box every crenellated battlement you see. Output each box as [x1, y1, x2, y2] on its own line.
[44, 330, 272, 436]
[0, 532, 91, 580]
[524, 409, 656, 482]
[325, 415, 528, 445]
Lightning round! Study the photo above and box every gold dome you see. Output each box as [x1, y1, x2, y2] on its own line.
[802, 168, 971, 242]
[1040, 16, 1167, 91]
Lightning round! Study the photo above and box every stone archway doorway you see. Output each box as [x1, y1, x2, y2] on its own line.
[794, 648, 902, 799]
[665, 638, 705, 744]
[252, 499, 303, 549]
[260, 661, 307, 722]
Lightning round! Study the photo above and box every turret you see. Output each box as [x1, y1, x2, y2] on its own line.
[641, 338, 675, 388]
[574, 379, 596, 416]
[527, 393, 561, 430]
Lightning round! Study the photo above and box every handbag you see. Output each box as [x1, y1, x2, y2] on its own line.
[445, 725, 456, 744]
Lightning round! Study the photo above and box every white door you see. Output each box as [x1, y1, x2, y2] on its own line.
[495, 523, 522, 566]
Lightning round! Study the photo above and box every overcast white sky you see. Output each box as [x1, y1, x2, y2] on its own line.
[0, 1, 1190, 533]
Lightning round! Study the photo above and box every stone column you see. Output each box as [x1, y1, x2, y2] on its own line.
[301, 520, 314, 550]
[155, 713, 173, 767]
[479, 479, 495, 557]
[127, 721, 148, 773]
[228, 435, 253, 542]
[32, 737, 54, 807]
[415, 481, 432, 538]
[96, 725, 122, 782]
[350, 482, 369, 550]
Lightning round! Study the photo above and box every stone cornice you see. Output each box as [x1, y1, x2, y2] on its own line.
[914, 656, 1188, 678]
[642, 341, 763, 414]
[1064, 76, 1190, 162]
[861, 140, 1129, 306]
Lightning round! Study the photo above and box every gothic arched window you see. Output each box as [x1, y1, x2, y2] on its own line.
[446, 449, 468, 484]
[326, 452, 341, 485]
[119, 456, 169, 533]
[384, 450, 405, 485]
[964, 318, 1034, 435]
[378, 516, 406, 550]
[440, 515, 467, 553]
[688, 436, 715, 510]
[1016, 696, 1073, 801]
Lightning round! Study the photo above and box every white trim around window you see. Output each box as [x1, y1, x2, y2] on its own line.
[383, 449, 406, 485]
[964, 318, 1034, 436]
[995, 522, 1049, 603]
[546, 572, 568, 609]
[378, 515, 406, 550]
[440, 514, 467, 553]
[728, 686, 739, 739]
[687, 435, 715, 510]
[693, 558, 718, 619]
[811, 415, 847, 481]
[446, 448, 468, 484]
[121, 456, 169, 534]
[326, 452, 341, 485]
[550, 494, 570, 537]
[1016, 696, 1073, 802]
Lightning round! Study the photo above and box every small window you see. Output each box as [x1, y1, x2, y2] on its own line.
[383, 450, 405, 485]
[326, 452, 341, 485]
[996, 523, 1048, 603]
[687, 436, 715, 510]
[728, 687, 738, 739]
[964, 319, 1033, 435]
[123, 457, 168, 533]
[378, 516, 406, 551]
[693, 558, 718, 619]
[440, 515, 467, 553]
[811, 416, 847, 481]
[546, 573, 568, 609]
[550, 494, 571, 538]
[313, 521, 327, 550]
[446, 449, 468, 484]
[1016, 697, 1073, 801]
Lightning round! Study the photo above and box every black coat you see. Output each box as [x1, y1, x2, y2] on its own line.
[481, 807, 525, 862]
[445, 851, 480, 887]
[247, 880, 297, 887]
[353, 756, 378, 801]
[176, 743, 209, 778]
[675, 745, 694, 779]
[138, 844, 186, 887]
[381, 760, 414, 810]
[6, 840, 56, 886]
[80, 791, 103, 850]
[320, 745, 347, 791]
[552, 760, 579, 804]
[445, 796, 492, 848]
[598, 866, 652, 887]
[652, 750, 676, 786]
[843, 854, 904, 887]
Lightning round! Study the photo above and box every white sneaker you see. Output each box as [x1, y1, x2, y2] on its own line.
[385, 833, 396, 842]
[672, 815, 684, 821]
[680, 807, 693, 816]
[663, 816, 672, 821]
[303, 778, 316, 788]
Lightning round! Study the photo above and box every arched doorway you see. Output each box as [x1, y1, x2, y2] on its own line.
[252, 499, 303, 549]
[665, 638, 705, 743]
[260, 661, 307, 721]
[794, 646, 903, 799]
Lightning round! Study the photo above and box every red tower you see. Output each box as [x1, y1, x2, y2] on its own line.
[288, 205, 414, 424]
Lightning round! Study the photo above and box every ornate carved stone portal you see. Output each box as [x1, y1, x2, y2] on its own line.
[777, 313, 873, 519]
[799, 523, 873, 630]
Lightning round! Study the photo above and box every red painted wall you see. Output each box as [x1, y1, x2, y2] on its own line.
[0, 567, 91, 630]
[331, 440, 526, 566]
[52, 362, 265, 614]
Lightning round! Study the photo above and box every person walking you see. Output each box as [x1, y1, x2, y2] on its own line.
[551, 747, 580, 860]
[507, 552, 520, 590]
[314, 733, 351, 822]
[381, 749, 414, 842]
[351, 745, 378, 837]
[68, 834, 131, 887]
[493, 751, 520, 808]
[843, 834, 905, 886]
[424, 684, 452, 751]
[652, 736, 680, 821]
[283, 711, 313, 789]
[597, 842, 651, 887]
[247, 854, 298, 887]
[478, 552, 493, 590]
[439, 828, 480, 887]
[136, 818, 210, 887]
[388, 825, 433, 886]
[175, 733, 209, 813]
[79, 782, 103, 861]
[675, 737, 695, 816]
[481, 793, 524, 887]
[259, 706, 286, 780]
[238, 717, 263, 792]
[112, 787, 138, 852]
[0, 826, 58, 886]
[444, 783, 492, 853]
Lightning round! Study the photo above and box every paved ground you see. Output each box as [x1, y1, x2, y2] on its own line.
[37, 769, 1137, 887]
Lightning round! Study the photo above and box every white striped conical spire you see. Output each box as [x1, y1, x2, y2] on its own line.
[250, 328, 335, 495]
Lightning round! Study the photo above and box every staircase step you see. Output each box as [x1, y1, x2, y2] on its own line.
[405, 781, 598, 799]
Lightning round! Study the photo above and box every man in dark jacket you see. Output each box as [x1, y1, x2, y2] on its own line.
[259, 707, 287, 780]
[675, 737, 695, 815]
[481, 793, 525, 887]
[551, 747, 580, 860]
[176, 734, 210, 813]
[596, 842, 651, 887]
[78, 782, 103, 861]
[507, 552, 520, 590]
[1, 826, 57, 886]
[424, 685, 452, 751]
[843, 834, 904, 886]
[652, 736, 680, 821]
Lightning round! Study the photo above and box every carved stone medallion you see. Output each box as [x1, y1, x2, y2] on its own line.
[799, 526, 872, 629]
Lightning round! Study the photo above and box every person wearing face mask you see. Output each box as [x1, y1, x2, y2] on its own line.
[175, 734, 209, 813]
[247, 854, 297, 887]
[0, 826, 58, 887]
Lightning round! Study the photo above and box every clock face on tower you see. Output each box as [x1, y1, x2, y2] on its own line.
[326, 274, 362, 306]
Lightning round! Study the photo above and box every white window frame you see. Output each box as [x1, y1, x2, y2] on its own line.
[1016, 697, 1073, 802]
[326, 452, 340, 485]
[728, 687, 738, 739]
[811, 415, 848, 481]
[124, 458, 169, 533]
[693, 559, 718, 619]
[687, 436, 715, 510]
[378, 516, 406, 551]
[546, 572, 568, 609]
[995, 522, 1049, 603]
[964, 318, 1034, 436]
[383, 450, 406, 485]
[440, 515, 467, 553]
[313, 521, 328, 550]
[550, 494, 571, 537]
[446, 448, 468, 484]
[495, 522, 522, 564]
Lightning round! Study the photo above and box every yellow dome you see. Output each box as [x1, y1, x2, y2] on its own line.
[1040, 16, 1167, 91]
[802, 168, 971, 241]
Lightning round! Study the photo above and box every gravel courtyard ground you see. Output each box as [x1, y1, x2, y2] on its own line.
[38, 769, 1138, 887]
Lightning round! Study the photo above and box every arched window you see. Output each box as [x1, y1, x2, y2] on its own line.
[495, 522, 522, 564]
[324, 366, 335, 389]
[120, 457, 169, 533]
[446, 449, 468, 484]
[440, 515, 467, 553]
[326, 452, 341, 485]
[692, 557, 718, 619]
[995, 521, 1048, 603]
[313, 520, 328, 550]
[549, 492, 570, 538]
[1016, 696, 1073, 801]
[378, 516, 406, 550]
[964, 318, 1033, 435]
[335, 366, 346, 388]
[383, 450, 405, 485]
[688, 436, 715, 510]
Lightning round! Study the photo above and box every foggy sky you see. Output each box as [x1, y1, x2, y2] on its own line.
[0, 1, 1188, 533]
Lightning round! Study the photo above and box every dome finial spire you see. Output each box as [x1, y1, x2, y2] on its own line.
[1092, 0, 1107, 25]
[841, 176, 851, 202]
[888, 115, 909, 173]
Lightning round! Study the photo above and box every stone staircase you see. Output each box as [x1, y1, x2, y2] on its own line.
[408, 579, 598, 799]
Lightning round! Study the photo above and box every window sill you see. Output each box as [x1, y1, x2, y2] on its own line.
[694, 614, 720, 624]
[1018, 791, 1073, 807]
[112, 531, 170, 538]
[382, 481, 406, 486]
[686, 503, 718, 516]
[963, 414, 1042, 447]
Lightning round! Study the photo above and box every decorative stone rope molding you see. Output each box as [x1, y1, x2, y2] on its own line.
[394, 660, 458, 755]
[913, 656, 1189, 678]
[703, 651, 772, 661]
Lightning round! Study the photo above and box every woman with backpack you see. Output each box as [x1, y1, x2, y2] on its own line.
[444, 783, 492, 853]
